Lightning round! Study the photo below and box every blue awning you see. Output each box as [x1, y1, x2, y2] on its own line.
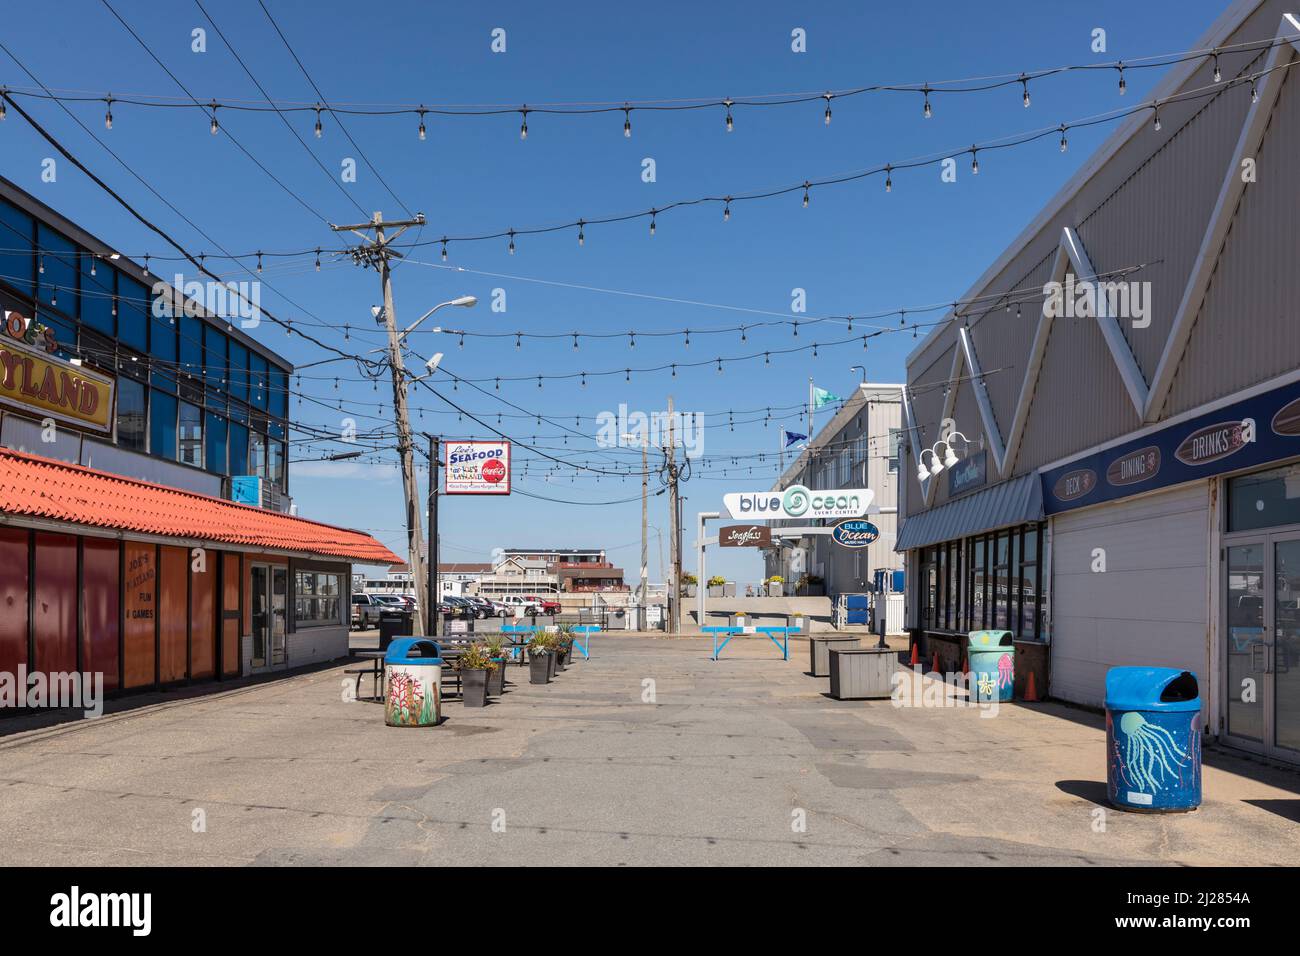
[895, 473, 1044, 552]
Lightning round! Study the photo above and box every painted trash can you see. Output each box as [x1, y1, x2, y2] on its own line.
[968, 630, 1014, 702]
[384, 638, 443, 727]
[1105, 668, 1201, 812]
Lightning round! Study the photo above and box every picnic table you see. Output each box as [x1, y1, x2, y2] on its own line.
[702, 625, 796, 662]
[348, 642, 471, 701]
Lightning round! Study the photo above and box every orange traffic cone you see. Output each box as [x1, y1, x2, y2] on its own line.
[1024, 671, 1041, 702]
[909, 642, 919, 667]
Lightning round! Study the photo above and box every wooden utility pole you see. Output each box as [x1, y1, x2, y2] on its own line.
[333, 211, 429, 635]
[663, 395, 686, 635]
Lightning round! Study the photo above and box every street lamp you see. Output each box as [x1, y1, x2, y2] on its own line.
[850, 365, 867, 384]
[622, 431, 650, 622]
[397, 295, 476, 345]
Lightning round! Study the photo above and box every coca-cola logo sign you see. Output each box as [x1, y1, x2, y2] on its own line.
[1106, 446, 1161, 486]
[719, 525, 772, 548]
[1174, 419, 1255, 466]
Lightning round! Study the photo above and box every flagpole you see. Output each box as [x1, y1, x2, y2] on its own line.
[807, 378, 814, 451]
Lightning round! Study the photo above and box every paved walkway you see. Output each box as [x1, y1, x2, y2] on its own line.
[0, 635, 1297, 866]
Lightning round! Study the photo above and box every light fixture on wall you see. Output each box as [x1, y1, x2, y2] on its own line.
[917, 431, 975, 481]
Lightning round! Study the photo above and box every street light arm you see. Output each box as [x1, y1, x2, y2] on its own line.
[397, 295, 477, 343]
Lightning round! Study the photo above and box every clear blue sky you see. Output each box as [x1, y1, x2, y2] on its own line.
[0, 0, 1227, 582]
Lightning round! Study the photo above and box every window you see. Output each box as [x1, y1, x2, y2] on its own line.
[116, 377, 147, 452]
[993, 530, 1012, 630]
[150, 307, 177, 393]
[251, 431, 268, 481]
[150, 390, 177, 460]
[250, 353, 269, 411]
[203, 324, 227, 399]
[228, 421, 249, 475]
[179, 315, 203, 380]
[179, 402, 202, 467]
[205, 411, 227, 474]
[0, 199, 34, 296]
[1227, 465, 1300, 532]
[270, 366, 289, 421]
[295, 571, 342, 627]
[970, 537, 987, 630]
[36, 225, 78, 316]
[888, 429, 901, 472]
[117, 275, 149, 352]
[268, 440, 286, 491]
[920, 523, 1043, 640]
[228, 340, 249, 402]
[81, 253, 115, 336]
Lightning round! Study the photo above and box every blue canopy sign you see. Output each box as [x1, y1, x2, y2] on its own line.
[831, 518, 879, 548]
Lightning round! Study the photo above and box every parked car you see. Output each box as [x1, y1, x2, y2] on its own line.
[499, 594, 543, 615]
[459, 596, 499, 619]
[350, 593, 384, 630]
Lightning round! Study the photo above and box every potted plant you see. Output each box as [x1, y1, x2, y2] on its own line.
[484, 636, 507, 696]
[556, 623, 577, 669]
[681, 572, 698, 598]
[707, 575, 726, 597]
[797, 574, 826, 597]
[454, 643, 497, 708]
[528, 633, 552, 684]
[767, 575, 783, 597]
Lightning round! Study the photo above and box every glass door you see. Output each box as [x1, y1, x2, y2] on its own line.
[1274, 537, 1300, 755]
[251, 565, 268, 668]
[270, 566, 288, 666]
[1223, 534, 1300, 759]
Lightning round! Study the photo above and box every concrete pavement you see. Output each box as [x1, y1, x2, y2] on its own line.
[0, 634, 1297, 866]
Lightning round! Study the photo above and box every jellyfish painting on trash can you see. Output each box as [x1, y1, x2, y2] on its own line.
[1108, 709, 1201, 806]
[996, 653, 1014, 692]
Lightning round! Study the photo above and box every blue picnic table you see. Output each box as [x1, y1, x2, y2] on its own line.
[702, 625, 796, 661]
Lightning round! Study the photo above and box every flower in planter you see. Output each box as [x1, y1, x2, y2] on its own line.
[453, 643, 498, 672]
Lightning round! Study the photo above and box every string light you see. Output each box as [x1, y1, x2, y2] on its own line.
[649, 210, 656, 236]
[90, 256, 97, 277]
[256, 252, 263, 273]
[573, 333, 579, 350]
[623, 106, 632, 138]
[209, 101, 219, 134]
[314, 105, 323, 138]
[885, 164, 892, 192]
[628, 332, 635, 349]
[508, 229, 516, 255]
[417, 108, 427, 140]
[716, 357, 723, 374]
[515, 333, 522, 350]
[577, 220, 585, 246]
[1251, 80, 1259, 103]
[922, 85, 932, 118]
[1020, 74, 1030, 108]
[684, 330, 690, 348]
[441, 240, 448, 262]
[104, 95, 113, 129]
[802, 182, 811, 208]
[970, 146, 979, 175]
[1212, 50, 1222, 83]
[0, 91, 5, 121]
[519, 106, 529, 140]
[1059, 124, 1068, 152]
[723, 198, 731, 221]
[823, 92, 833, 125]
[723, 98, 734, 132]
[1117, 63, 1126, 95]
[1152, 103, 1161, 131]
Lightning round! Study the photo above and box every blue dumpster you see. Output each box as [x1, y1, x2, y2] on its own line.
[384, 638, 443, 727]
[1105, 668, 1201, 812]
[968, 630, 1014, 702]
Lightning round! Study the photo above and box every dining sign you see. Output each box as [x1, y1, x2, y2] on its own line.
[445, 440, 511, 495]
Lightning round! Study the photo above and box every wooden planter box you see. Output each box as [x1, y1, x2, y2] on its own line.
[809, 636, 862, 677]
[828, 648, 896, 700]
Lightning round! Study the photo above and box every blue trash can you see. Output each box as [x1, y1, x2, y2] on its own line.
[384, 638, 443, 727]
[1105, 667, 1201, 812]
[968, 630, 1014, 702]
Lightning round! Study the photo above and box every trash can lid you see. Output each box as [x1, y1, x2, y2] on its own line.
[384, 638, 443, 665]
[967, 630, 1014, 648]
[1105, 667, 1200, 713]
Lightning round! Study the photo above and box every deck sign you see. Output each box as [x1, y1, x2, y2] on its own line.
[445, 440, 511, 495]
[1, 314, 115, 432]
[1042, 379, 1300, 514]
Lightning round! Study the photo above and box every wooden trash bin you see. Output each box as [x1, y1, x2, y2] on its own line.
[809, 636, 862, 677]
[828, 647, 896, 699]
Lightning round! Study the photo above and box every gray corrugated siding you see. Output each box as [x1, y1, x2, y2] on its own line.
[895, 473, 1042, 552]
[906, 0, 1300, 485]
[1049, 483, 1209, 710]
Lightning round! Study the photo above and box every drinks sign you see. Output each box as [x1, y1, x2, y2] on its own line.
[719, 525, 772, 548]
[445, 441, 511, 495]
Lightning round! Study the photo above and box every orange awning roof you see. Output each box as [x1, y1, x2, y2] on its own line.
[0, 447, 401, 564]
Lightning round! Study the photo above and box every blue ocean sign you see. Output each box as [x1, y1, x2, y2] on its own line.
[831, 518, 879, 548]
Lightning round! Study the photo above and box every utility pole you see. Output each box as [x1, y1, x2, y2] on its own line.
[662, 395, 687, 635]
[334, 211, 429, 635]
[426, 434, 441, 638]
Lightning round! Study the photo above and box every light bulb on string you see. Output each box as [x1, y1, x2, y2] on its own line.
[885, 165, 893, 192]
[256, 252, 263, 274]
[622, 107, 632, 138]
[723, 98, 734, 132]
[1117, 63, 1126, 95]
[495, 377, 500, 390]
[209, 102, 219, 134]
[314, 249, 321, 271]
[515, 333, 521, 350]
[970, 147, 979, 174]
[1152, 105, 1161, 131]
[314, 105, 323, 138]
[519, 107, 529, 140]
[441, 240, 448, 262]
[1212, 51, 1222, 83]
[764, 352, 770, 365]
[577, 220, 585, 246]
[739, 326, 747, 342]
[683, 330, 690, 348]
[1059, 125, 1068, 152]
[628, 332, 635, 349]
[625, 369, 631, 382]
[418, 108, 427, 140]
[922, 85, 932, 118]
[507, 230, 516, 255]
[716, 358, 723, 374]
[1251, 80, 1259, 103]
[104, 96, 113, 129]
[823, 92, 833, 125]
[649, 211, 656, 236]
[1020, 74, 1031, 108]
[572, 333, 579, 350]
[802, 182, 810, 208]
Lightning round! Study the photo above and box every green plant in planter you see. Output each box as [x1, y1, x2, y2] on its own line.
[483, 635, 505, 659]
[681, 573, 698, 586]
[768, 575, 784, 584]
[707, 575, 726, 588]
[453, 643, 499, 672]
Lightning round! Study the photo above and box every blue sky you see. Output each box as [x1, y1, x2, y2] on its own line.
[0, 0, 1227, 582]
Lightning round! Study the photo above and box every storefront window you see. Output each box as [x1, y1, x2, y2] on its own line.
[117, 276, 149, 353]
[970, 537, 987, 630]
[116, 377, 147, 452]
[179, 402, 202, 467]
[36, 225, 77, 314]
[228, 421, 249, 476]
[295, 571, 342, 627]
[1227, 465, 1300, 533]
[0, 199, 35, 296]
[81, 253, 115, 336]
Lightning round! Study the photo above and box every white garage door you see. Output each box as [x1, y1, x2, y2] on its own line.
[1050, 481, 1209, 709]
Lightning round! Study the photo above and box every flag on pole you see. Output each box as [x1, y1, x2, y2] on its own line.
[783, 430, 807, 448]
[813, 386, 841, 410]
